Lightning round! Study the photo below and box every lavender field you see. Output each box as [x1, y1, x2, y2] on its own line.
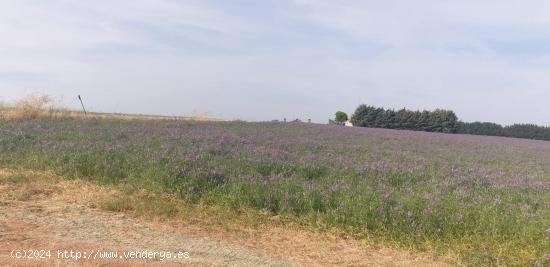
[1, 118, 549, 266]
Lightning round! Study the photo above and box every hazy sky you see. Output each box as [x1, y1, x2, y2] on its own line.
[1, 1, 550, 124]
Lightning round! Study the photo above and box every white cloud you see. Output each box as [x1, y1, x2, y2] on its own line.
[1, 0, 550, 124]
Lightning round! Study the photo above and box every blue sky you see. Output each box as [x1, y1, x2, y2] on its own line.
[1, 0, 550, 124]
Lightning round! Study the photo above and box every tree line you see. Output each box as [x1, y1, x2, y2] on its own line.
[350, 105, 459, 133]
[460, 122, 550, 140]
[349, 104, 550, 141]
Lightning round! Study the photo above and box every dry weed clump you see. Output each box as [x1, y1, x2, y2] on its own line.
[0, 93, 68, 120]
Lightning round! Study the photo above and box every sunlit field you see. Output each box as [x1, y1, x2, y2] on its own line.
[1, 118, 548, 266]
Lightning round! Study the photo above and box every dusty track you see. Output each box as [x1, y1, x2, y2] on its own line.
[0, 169, 453, 266]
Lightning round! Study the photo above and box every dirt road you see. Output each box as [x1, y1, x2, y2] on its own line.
[0, 169, 453, 266]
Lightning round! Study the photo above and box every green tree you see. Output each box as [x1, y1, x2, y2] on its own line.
[417, 110, 432, 131]
[335, 111, 348, 122]
[350, 103, 550, 140]
[351, 105, 375, 127]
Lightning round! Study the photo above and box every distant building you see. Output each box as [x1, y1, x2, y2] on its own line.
[329, 119, 354, 127]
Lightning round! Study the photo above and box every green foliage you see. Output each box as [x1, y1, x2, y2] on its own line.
[335, 111, 348, 122]
[351, 104, 550, 141]
[350, 105, 459, 133]
[503, 124, 550, 140]
[459, 122, 550, 141]
[459, 122, 505, 136]
[0, 118, 548, 266]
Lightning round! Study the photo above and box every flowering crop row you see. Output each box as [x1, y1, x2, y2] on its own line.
[0, 119, 548, 266]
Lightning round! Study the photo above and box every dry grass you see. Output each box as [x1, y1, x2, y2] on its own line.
[74, 111, 225, 122]
[0, 93, 67, 120]
[0, 93, 224, 121]
[0, 93, 69, 120]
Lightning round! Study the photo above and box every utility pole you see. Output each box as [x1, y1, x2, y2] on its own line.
[78, 95, 87, 115]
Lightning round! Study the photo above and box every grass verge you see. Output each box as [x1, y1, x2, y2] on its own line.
[0, 168, 454, 266]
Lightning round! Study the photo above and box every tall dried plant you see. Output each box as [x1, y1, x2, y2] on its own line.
[0, 93, 66, 120]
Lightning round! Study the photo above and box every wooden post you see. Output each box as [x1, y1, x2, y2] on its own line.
[78, 95, 87, 115]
